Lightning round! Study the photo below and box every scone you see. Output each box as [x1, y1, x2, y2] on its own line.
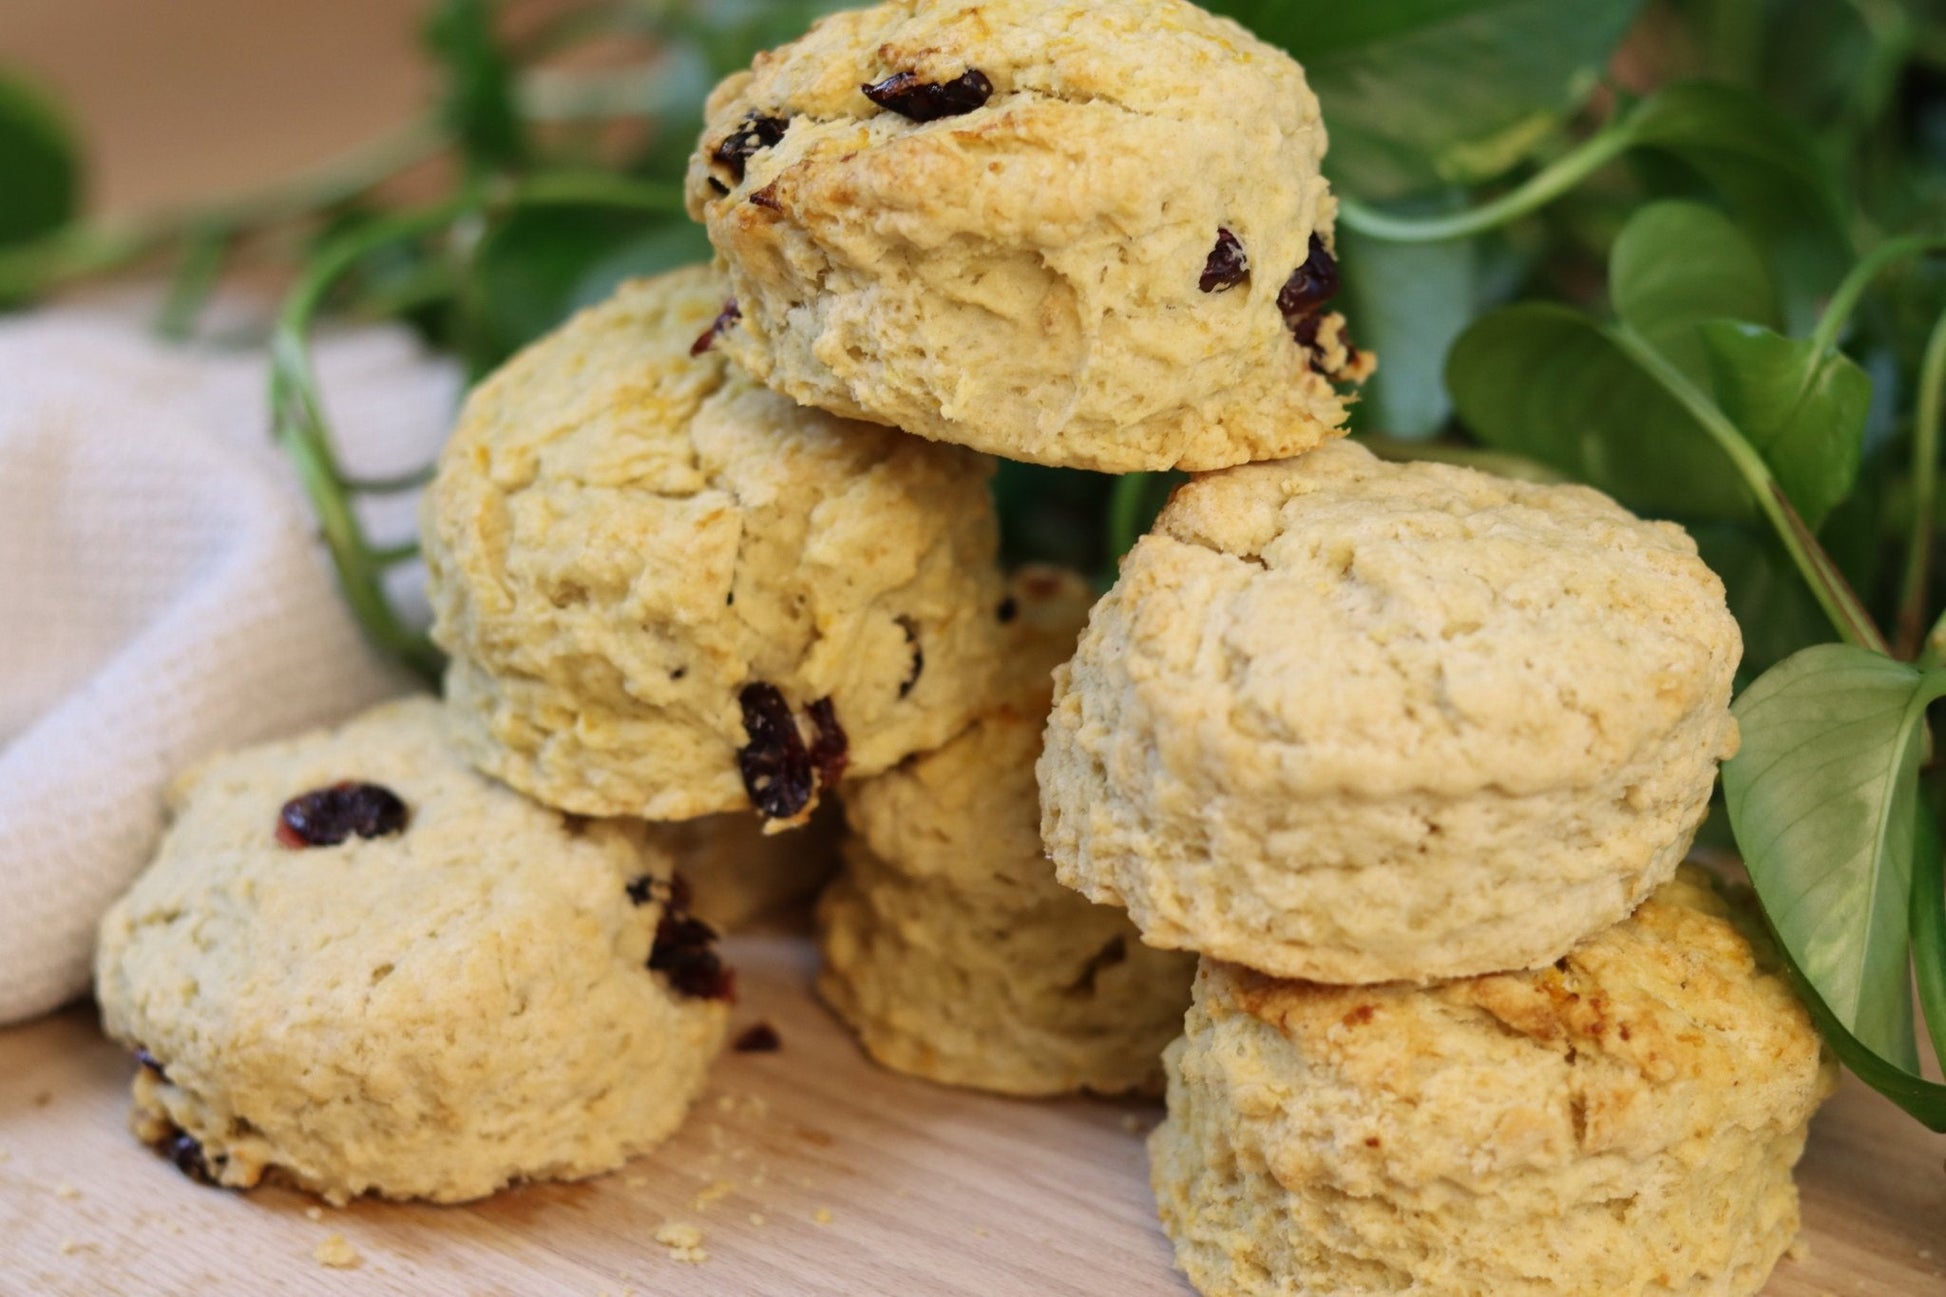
[424, 264, 1006, 823]
[94, 698, 731, 1205]
[1148, 868, 1835, 1297]
[1040, 441, 1741, 983]
[818, 567, 1195, 1096]
[684, 0, 1370, 473]
[653, 801, 842, 931]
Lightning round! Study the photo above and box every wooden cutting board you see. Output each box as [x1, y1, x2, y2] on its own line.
[1, 933, 1942, 1297]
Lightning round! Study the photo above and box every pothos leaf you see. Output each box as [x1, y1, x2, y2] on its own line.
[1698, 320, 1871, 530]
[1446, 301, 1751, 519]
[1723, 645, 1939, 1075]
[1622, 81, 1850, 327]
[0, 74, 81, 250]
[1609, 200, 1778, 381]
[1338, 210, 1482, 438]
[1207, 0, 1640, 201]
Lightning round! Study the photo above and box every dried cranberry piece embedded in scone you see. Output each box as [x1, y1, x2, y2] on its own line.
[1200, 229, 1249, 293]
[648, 876, 735, 1002]
[690, 301, 741, 357]
[154, 1126, 221, 1186]
[735, 683, 815, 819]
[710, 114, 790, 184]
[1277, 233, 1340, 336]
[276, 781, 408, 848]
[807, 697, 850, 788]
[861, 69, 993, 122]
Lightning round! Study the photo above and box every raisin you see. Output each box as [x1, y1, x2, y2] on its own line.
[710, 114, 790, 185]
[1277, 233, 1340, 338]
[134, 1047, 168, 1080]
[276, 782, 408, 849]
[736, 683, 814, 820]
[733, 1022, 782, 1053]
[862, 69, 993, 122]
[691, 300, 742, 357]
[896, 617, 924, 699]
[807, 697, 849, 789]
[1200, 228, 1249, 293]
[996, 596, 1019, 624]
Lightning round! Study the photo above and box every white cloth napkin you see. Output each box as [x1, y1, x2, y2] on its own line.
[0, 296, 460, 1025]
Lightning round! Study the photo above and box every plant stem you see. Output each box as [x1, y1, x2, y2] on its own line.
[1809, 232, 1946, 360]
[1910, 801, 1946, 1081]
[1338, 121, 1635, 244]
[1106, 473, 1156, 562]
[1610, 325, 1889, 654]
[271, 197, 474, 684]
[152, 221, 232, 341]
[1897, 309, 1946, 660]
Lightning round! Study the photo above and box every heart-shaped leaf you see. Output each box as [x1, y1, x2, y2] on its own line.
[1724, 645, 1937, 1069]
[1610, 200, 1778, 381]
[1446, 301, 1751, 519]
[1339, 212, 1485, 438]
[1698, 320, 1870, 530]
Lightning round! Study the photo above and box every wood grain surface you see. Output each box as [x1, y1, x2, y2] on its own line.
[1, 934, 1942, 1297]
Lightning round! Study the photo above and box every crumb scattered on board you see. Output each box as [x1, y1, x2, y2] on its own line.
[304, 1206, 324, 1222]
[54, 1182, 79, 1200]
[313, 1233, 361, 1269]
[654, 1220, 708, 1265]
[812, 1207, 833, 1226]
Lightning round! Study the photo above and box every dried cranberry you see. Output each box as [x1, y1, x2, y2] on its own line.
[691, 301, 741, 357]
[807, 697, 849, 790]
[1200, 228, 1249, 293]
[1277, 234, 1340, 338]
[1290, 313, 1322, 352]
[896, 617, 924, 699]
[134, 1047, 168, 1080]
[276, 782, 408, 849]
[737, 683, 815, 820]
[862, 69, 993, 122]
[996, 596, 1019, 624]
[733, 1022, 782, 1053]
[649, 884, 734, 1003]
[711, 114, 790, 184]
[748, 183, 783, 212]
[153, 1127, 218, 1186]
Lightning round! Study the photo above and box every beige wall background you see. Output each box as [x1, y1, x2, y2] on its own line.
[1, 0, 438, 216]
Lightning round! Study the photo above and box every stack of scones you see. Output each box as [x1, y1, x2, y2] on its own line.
[92, 1, 1834, 1293]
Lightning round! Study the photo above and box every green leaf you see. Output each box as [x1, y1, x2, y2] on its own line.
[424, 0, 527, 174]
[1609, 200, 1778, 381]
[1207, 0, 1640, 201]
[1698, 320, 1871, 530]
[459, 207, 706, 376]
[1723, 645, 1938, 1069]
[1446, 302, 1750, 519]
[0, 74, 81, 249]
[1621, 82, 1850, 326]
[1338, 215, 1481, 438]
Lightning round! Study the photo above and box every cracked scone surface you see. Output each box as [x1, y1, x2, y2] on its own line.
[94, 698, 728, 1205]
[684, 0, 1364, 472]
[424, 264, 1006, 822]
[1039, 440, 1743, 983]
[1149, 868, 1835, 1297]
[819, 567, 1195, 1097]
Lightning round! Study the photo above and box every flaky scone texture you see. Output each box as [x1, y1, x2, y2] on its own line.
[684, 0, 1364, 472]
[1148, 869, 1835, 1297]
[1040, 441, 1742, 982]
[95, 698, 727, 1205]
[424, 265, 1005, 822]
[819, 567, 1194, 1096]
